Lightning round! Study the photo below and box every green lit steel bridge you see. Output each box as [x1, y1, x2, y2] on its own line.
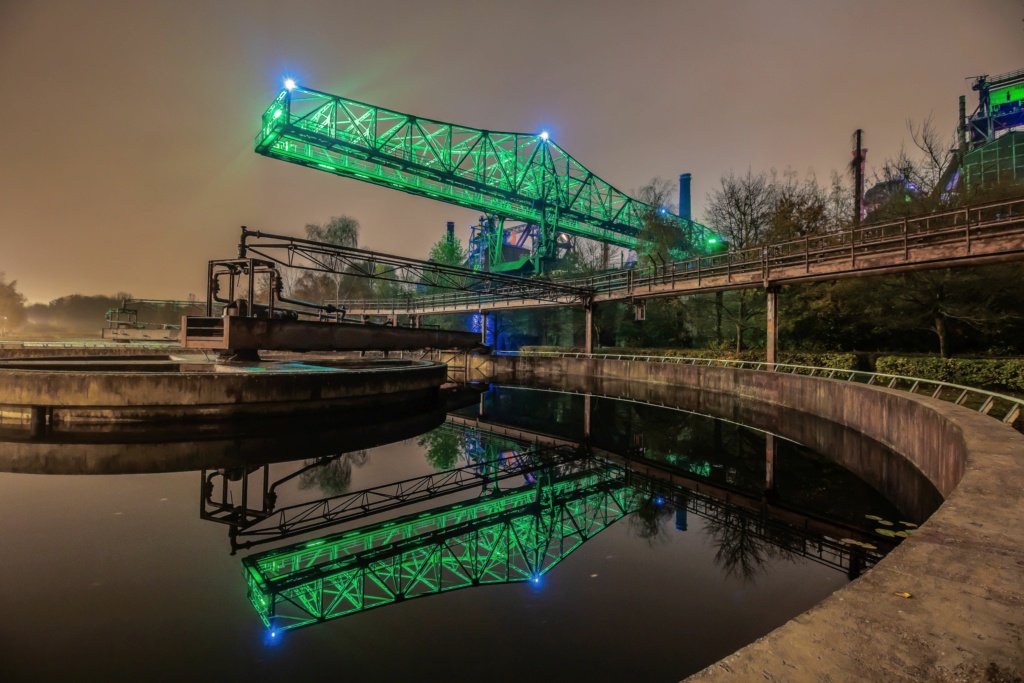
[245, 81, 1024, 362]
[254, 82, 717, 269]
[225, 411, 891, 635]
[243, 464, 635, 633]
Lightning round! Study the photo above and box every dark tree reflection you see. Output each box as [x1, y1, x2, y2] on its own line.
[418, 428, 466, 471]
[628, 494, 674, 544]
[704, 508, 799, 583]
[298, 451, 369, 496]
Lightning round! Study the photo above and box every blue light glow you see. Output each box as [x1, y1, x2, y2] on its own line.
[655, 497, 665, 506]
[284, 78, 297, 91]
[539, 131, 549, 141]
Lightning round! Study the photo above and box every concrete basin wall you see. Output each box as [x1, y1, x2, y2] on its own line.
[0, 360, 446, 422]
[493, 354, 1024, 682]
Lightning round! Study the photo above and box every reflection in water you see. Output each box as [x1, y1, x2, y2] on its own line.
[203, 425, 588, 553]
[706, 504, 798, 581]
[0, 380, 924, 680]
[222, 418, 891, 635]
[418, 428, 464, 471]
[628, 495, 675, 543]
[244, 461, 635, 633]
[298, 450, 368, 496]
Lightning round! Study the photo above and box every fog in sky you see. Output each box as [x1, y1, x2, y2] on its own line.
[0, 0, 1021, 302]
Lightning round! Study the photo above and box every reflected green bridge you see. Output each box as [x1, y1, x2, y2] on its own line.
[243, 465, 637, 633]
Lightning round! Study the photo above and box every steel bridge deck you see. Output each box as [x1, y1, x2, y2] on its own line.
[336, 196, 1024, 315]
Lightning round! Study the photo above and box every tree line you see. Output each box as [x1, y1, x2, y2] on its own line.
[3, 120, 1021, 355]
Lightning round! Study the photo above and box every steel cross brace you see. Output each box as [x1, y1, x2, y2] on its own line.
[238, 227, 592, 305]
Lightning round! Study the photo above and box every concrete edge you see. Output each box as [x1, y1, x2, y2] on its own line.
[493, 355, 1024, 682]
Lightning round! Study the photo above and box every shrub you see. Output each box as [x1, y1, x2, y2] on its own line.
[518, 346, 858, 370]
[875, 357, 1024, 393]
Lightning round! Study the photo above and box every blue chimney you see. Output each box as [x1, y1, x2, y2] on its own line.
[678, 173, 692, 222]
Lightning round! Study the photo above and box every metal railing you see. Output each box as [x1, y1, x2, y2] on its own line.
[501, 350, 1024, 427]
[337, 194, 1024, 314]
[559, 194, 1024, 294]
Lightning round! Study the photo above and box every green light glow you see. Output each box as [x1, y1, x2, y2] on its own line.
[243, 467, 639, 633]
[253, 86, 721, 255]
[989, 83, 1024, 110]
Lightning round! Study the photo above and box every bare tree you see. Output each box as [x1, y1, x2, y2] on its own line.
[305, 215, 362, 301]
[706, 170, 776, 250]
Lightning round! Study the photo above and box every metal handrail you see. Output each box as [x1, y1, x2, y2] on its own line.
[335, 194, 1024, 314]
[499, 350, 1024, 426]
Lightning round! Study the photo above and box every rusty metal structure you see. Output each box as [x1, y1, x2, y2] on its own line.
[332, 195, 1024, 359]
[179, 228, 548, 354]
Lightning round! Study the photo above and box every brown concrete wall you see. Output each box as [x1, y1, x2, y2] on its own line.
[492, 354, 1024, 681]
[0, 360, 445, 422]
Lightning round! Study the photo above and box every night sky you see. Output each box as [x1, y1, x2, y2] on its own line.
[1, 0, 1021, 303]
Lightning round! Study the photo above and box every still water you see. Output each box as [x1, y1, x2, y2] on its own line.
[0, 383, 929, 682]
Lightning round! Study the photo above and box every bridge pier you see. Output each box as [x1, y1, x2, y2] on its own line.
[584, 304, 595, 355]
[766, 286, 779, 367]
[765, 433, 777, 495]
[583, 393, 591, 439]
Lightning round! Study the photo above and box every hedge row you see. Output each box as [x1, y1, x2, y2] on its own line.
[517, 347, 1024, 393]
[874, 357, 1024, 393]
[518, 346, 859, 370]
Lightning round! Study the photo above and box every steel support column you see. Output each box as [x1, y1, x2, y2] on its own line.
[584, 304, 595, 355]
[766, 287, 779, 367]
[583, 393, 592, 440]
[765, 433, 777, 494]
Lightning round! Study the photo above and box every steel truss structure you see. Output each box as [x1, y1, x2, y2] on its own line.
[206, 430, 588, 551]
[239, 452, 883, 634]
[244, 466, 635, 633]
[238, 227, 590, 306]
[967, 68, 1024, 146]
[254, 85, 718, 262]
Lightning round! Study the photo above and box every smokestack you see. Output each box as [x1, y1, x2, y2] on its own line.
[446, 221, 455, 242]
[678, 173, 692, 222]
[959, 95, 967, 151]
[852, 130, 865, 228]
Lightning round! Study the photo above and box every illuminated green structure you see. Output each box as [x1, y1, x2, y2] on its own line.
[243, 466, 637, 633]
[254, 83, 718, 271]
[963, 131, 1024, 189]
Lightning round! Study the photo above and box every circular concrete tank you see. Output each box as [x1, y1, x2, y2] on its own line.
[0, 355, 446, 424]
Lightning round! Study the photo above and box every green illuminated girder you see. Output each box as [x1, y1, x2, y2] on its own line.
[255, 87, 715, 252]
[244, 469, 637, 632]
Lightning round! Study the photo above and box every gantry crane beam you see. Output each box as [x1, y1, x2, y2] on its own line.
[238, 227, 591, 304]
[254, 84, 718, 253]
[243, 466, 635, 633]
